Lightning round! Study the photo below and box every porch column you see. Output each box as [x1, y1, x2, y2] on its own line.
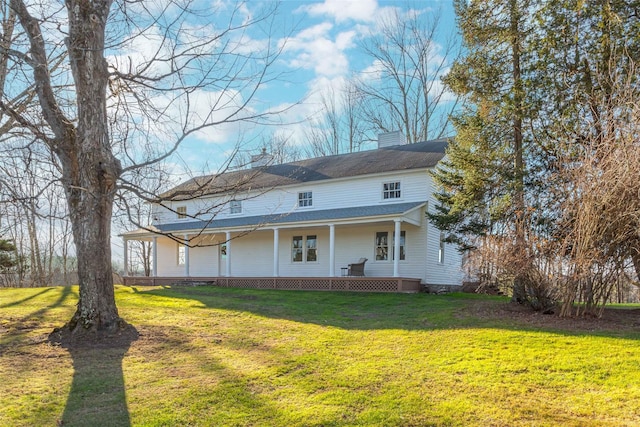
[273, 227, 280, 277]
[329, 224, 335, 276]
[122, 237, 128, 276]
[225, 231, 231, 277]
[184, 234, 190, 277]
[152, 236, 158, 277]
[393, 219, 401, 278]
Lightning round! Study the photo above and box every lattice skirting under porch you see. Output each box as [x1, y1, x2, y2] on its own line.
[123, 276, 422, 293]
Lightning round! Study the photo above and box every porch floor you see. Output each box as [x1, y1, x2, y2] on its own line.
[122, 276, 423, 293]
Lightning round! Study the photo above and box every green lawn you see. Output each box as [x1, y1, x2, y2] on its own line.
[1, 285, 639, 426]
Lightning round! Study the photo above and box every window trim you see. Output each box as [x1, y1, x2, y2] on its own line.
[177, 243, 186, 266]
[382, 181, 402, 200]
[393, 230, 406, 261]
[292, 235, 318, 263]
[176, 205, 187, 219]
[375, 230, 406, 262]
[229, 200, 242, 215]
[306, 234, 317, 262]
[438, 231, 445, 264]
[375, 231, 389, 261]
[292, 235, 303, 262]
[298, 191, 313, 208]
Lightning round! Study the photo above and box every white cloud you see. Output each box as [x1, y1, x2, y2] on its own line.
[298, 0, 380, 23]
[282, 23, 356, 78]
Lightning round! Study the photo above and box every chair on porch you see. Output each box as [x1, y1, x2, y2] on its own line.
[347, 258, 367, 277]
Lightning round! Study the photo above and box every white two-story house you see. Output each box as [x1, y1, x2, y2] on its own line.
[122, 132, 464, 292]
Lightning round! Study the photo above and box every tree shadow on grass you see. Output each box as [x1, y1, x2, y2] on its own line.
[0, 286, 75, 347]
[132, 285, 483, 331]
[0, 287, 54, 308]
[133, 285, 640, 337]
[58, 334, 137, 427]
[33, 288, 140, 426]
[1, 286, 139, 426]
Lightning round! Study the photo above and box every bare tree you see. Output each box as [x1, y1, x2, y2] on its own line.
[304, 80, 367, 157]
[354, 5, 461, 143]
[0, 139, 77, 287]
[1, 0, 289, 341]
[551, 72, 640, 316]
[231, 131, 302, 170]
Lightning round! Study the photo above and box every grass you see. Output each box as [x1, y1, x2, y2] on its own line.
[1, 285, 640, 426]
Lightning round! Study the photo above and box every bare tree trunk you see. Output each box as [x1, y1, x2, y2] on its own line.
[10, 0, 123, 333]
[509, 0, 527, 303]
[60, 0, 122, 333]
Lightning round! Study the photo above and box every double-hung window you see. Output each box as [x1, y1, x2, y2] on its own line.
[176, 206, 187, 219]
[292, 235, 317, 262]
[394, 231, 406, 260]
[177, 244, 186, 265]
[375, 231, 406, 261]
[298, 191, 313, 207]
[306, 235, 317, 261]
[375, 232, 389, 260]
[382, 181, 401, 199]
[230, 200, 242, 214]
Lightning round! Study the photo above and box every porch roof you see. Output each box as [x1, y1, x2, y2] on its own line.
[152, 201, 426, 234]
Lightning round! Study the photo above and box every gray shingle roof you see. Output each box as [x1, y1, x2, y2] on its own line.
[156, 201, 426, 233]
[161, 139, 448, 200]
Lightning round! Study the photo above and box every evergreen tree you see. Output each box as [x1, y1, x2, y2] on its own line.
[431, 0, 539, 302]
[0, 239, 17, 271]
[432, 0, 640, 314]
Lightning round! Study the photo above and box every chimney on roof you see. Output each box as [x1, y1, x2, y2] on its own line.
[251, 147, 274, 168]
[378, 130, 407, 148]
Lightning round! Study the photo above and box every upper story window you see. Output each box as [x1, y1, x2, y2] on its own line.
[383, 181, 401, 199]
[298, 191, 313, 207]
[176, 206, 187, 219]
[230, 200, 242, 214]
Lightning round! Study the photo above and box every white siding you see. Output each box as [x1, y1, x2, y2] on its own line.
[147, 167, 463, 286]
[227, 230, 274, 276]
[423, 174, 464, 286]
[156, 239, 185, 276]
[152, 170, 433, 225]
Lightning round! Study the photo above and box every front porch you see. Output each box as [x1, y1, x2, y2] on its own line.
[122, 275, 423, 293]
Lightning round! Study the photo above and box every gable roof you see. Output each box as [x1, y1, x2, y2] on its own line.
[161, 139, 448, 200]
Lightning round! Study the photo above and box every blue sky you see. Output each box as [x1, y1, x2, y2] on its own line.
[164, 0, 458, 177]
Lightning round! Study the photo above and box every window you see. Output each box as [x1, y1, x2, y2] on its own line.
[177, 244, 186, 265]
[230, 200, 242, 214]
[438, 231, 445, 264]
[306, 235, 317, 262]
[393, 231, 406, 261]
[375, 232, 388, 260]
[298, 191, 313, 207]
[383, 181, 401, 199]
[292, 235, 317, 262]
[292, 236, 303, 262]
[176, 206, 187, 219]
[376, 231, 406, 261]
